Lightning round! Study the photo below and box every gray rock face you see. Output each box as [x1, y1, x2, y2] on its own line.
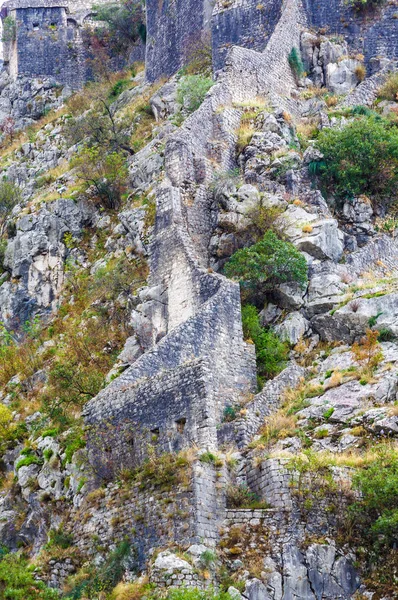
[313, 292, 398, 343]
[0, 198, 96, 330]
[274, 311, 310, 345]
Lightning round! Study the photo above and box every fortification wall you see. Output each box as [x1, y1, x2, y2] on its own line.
[212, 0, 398, 72]
[212, 0, 283, 72]
[84, 0, 307, 476]
[145, 0, 215, 82]
[304, 0, 398, 70]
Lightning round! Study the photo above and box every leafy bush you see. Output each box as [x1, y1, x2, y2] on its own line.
[352, 446, 398, 550]
[314, 115, 398, 202]
[226, 484, 267, 509]
[378, 72, 398, 101]
[242, 304, 289, 385]
[224, 230, 307, 299]
[66, 541, 131, 599]
[136, 448, 191, 491]
[72, 147, 128, 209]
[288, 47, 304, 80]
[1, 16, 16, 43]
[0, 552, 59, 599]
[0, 180, 21, 237]
[177, 75, 214, 114]
[46, 528, 74, 550]
[15, 453, 43, 471]
[166, 587, 233, 600]
[93, 0, 146, 53]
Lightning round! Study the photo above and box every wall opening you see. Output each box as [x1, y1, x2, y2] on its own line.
[176, 418, 186, 434]
[32, 22, 39, 30]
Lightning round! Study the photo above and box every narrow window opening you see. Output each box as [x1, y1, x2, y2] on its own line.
[33, 22, 40, 30]
[151, 428, 160, 442]
[176, 418, 186, 434]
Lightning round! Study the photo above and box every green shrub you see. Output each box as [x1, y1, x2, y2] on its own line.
[72, 147, 128, 210]
[46, 528, 74, 550]
[1, 16, 16, 43]
[314, 116, 398, 202]
[177, 75, 214, 114]
[0, 552, 59, 599]
[166, 588, 233, 600]
[241, 304, 289, 385]
[199, 451, 223, 467]
[15, 454, 43, 471]
[224, 230, 307, 299]
[351, 446, 398, 551]
[288, 47, 304, 80]
[93, 0, 146, 52]
[223, 405, 238, 422]
[0, 180, 22, 237]
[378, 72, 398, 101]
[226, 484, 268, 509]
[65, 540, 130, 599]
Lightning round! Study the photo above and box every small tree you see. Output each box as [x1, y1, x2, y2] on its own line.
[0, 180, 21, 237]
[72, 147, 128, 209]
[93, 0, 146, 53]
[177, 75, 214, 114]
[314, 115, 398, 203]
[1, 16, 16, 43]
[242, 304, 289, 385]
[224, 230, 308, 299]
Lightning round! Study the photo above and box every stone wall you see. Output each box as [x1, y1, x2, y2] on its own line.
[303, 0, 398, 71]
[2, 0, 133, 88]
[145, 0, 215, 82]
[212, 0, 398, 72]
[212, 0, 282, 72]
[84, 0, 307, 477]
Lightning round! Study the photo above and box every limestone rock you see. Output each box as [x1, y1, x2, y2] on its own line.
[274, 311, 310, 345]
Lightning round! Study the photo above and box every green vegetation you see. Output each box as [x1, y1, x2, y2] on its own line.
[0, 552, 59, 599]
[15, 451, 43, 471]
[72, 148, 128, 210]
[378, 72, 398, 101]
[134, 448, 192, 491]
[351, 446, 398, 551]
[65, 540, 130, 599]
[1, 16, 16, 43]
[0, 180, 21, 237]
[93, 0, 146, 53]
[45, 528, 74, 550]
[224, 230, 307, 300]
[241, 304, 289, 385]
[165, 588, 232, 600]
[288, 47, 304, 80]
[177, 75, 214, 115]
[313, 115, 398, 203]
[226, 483, 269, 509]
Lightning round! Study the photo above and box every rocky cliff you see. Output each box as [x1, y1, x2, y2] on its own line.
[0, 0, 397, 598]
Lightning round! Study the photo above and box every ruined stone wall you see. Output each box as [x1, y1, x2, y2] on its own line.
[212, 0, 398, 72]
[145, 0, 215, 82]
[212, 0, 282, 72]
[3, 0, 133, 88]
[303, 0, 398, 70]
[84, 0, 308, 476]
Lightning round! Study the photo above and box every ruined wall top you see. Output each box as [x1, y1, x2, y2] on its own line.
[4, 0, 110, 13]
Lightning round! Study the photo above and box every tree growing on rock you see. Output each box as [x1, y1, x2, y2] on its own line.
[313, 115, 398, 205]
[224, 230, 308, 300]
[0, 179, 21, 237]
[72, 147, 128, 210]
